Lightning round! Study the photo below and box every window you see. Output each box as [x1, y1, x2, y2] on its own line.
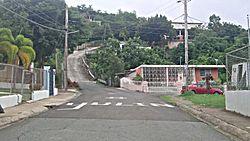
[200, 69, 205, 76]
[200, 69, 211, 77]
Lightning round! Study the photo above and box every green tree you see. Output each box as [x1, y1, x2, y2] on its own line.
[0, 28, 35, 69]
[15, 35, 36, 69]
[139, 15, 175, 45]
[0, 28, 18, 64]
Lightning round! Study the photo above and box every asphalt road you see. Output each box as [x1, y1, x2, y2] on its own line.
[0, 51, 232, 141]
[0, 82, 232, 141]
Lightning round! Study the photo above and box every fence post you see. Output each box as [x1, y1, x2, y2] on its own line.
[226, 54, 229, 89]
[31, 63, 34, 92]
[21, 70, 25, 96]
[248, 60, 250, 90]
[10, 65, 14, 94]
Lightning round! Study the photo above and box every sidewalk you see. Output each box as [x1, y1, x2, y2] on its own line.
[172, 97, 250, 141]
[0, 90, 79, 128]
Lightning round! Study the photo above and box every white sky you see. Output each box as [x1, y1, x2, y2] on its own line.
[65, 0, 250, 28]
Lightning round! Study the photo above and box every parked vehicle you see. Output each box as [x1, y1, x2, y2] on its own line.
[181, 84, 223, 94]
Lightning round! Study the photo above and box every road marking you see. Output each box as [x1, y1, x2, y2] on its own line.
[105, 97, 127, 100]
[135, 103, 147, 107]
[150, 103, 175, 108]
[57, 102, 174, 111]
[57, 108, 74, 111]
[91, 102, 112, 106]
[116, 102, 123, 106]
[72, 102, 88, 109]
[66, 103, 74, 106]
[115, 102, 133, 107]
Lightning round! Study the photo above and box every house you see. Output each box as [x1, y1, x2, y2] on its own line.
[231, 62, 250, 88]
[168, 22, 203, 49]
[131, 65, 225, 86]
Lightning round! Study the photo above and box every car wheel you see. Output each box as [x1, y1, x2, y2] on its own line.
[214, 92, 220, 95]
[191, 90, 196, 94]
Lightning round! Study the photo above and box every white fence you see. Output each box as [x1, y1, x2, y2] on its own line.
[225, 91, 250, 117]
[0, 95, 22, 108]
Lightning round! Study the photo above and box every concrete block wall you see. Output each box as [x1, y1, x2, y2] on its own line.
[120, 77, 148, 92]
[225, 91, 250, 117]
[32, 90, 49, 101]
[0, 95, 22, 108]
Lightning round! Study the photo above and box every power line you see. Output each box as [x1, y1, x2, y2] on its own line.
[104, 21, 174, 31]
[145, 0, 176, 16]
[31, 2, 64, 26]
[0, 3, 65, 32]
[173, 14, 184, 21]
[187, 16, 208, 24]
[163, 4, 182, 15]
[10, 0, 64, 28]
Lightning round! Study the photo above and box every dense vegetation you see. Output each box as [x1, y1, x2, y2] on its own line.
[0, 1, 248, 82]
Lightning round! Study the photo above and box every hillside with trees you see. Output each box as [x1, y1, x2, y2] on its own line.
[0, 1, 248, 82]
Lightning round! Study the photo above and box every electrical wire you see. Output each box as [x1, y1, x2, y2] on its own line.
[0, 3, 65, 32]
[163, 4, 182, 15]
[188, 16, 208, 24]
[172, 14, 184, 21]
[10, 0, 64, 28]
[104, 21, 174, 31]
[145, 0, 176, 16]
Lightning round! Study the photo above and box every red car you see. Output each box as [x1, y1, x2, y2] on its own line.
[181, 84, 223, 94]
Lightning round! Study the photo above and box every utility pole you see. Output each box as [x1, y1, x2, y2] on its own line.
[64, 5, 68, 91]
[247, 15, 250, 89]
[247, 15, 250, 55]
[184, 0, 189, 86]
[178, 0, 189, 85]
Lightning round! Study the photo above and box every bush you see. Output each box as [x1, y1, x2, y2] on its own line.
[132, 74, 143, 81]
[181, 91, 194, 97]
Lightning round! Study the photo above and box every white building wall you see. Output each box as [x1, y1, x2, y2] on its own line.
[231, 62, 249, 86]
[0, 95, 22, 108]
[226, 91, 250, 117]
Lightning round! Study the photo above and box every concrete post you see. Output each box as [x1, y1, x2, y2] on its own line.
[10, 65, 14, 94]
[21, 70, 25, 96]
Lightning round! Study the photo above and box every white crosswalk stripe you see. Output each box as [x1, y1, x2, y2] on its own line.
[150, 103, 175, 108]
[72, 102, 87, 109]
[57, 102, 174, 111]
[66, 103, 74, 106]
[105, 97, 127, 100]
[91, 102, 112, 106]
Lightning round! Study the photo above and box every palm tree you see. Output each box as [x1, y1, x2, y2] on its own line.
[0, 28, 36, 69]
[15, 35, 36, 69]
[0, 28, 18, 64]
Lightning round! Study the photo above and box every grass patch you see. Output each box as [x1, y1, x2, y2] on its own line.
[0, 88, 31, 101]
[160, 96, 177, 106]
[179, 91, 225, 108]
[0, 93, 10, 97]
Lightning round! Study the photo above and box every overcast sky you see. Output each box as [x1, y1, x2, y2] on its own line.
[65, 0, 250, 28]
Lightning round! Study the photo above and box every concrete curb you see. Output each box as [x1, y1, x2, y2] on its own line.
[0, 105, 48, 128]
[173, 97, 250, 141]
[0, 90, 80, 129]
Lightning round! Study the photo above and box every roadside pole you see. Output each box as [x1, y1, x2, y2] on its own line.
[247, 15, 250, 89]
[184, 0, 189, 86]
[64, 5, 68, 91]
